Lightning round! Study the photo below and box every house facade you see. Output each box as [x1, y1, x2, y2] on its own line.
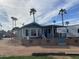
[15, 22, 79, 46]
[15, 22, 65, 46]
[57, 24, 79, 37]
[57, 24, 79, 46]
[17, 22, 57, 39]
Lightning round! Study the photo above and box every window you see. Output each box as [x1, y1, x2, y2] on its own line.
[26, 29, 28, 36]
[38, 29, 41, 36]
[78, 29, 79, 33]
[67, 29, 69, 33]
[31, 29, 37, 36]
[48, 29, 51, 34]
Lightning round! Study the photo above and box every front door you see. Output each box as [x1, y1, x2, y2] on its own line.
[44, 29, 48, 38]
[44, 29, 51, 39]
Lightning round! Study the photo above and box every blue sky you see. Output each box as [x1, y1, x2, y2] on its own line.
[0, 0, 79, 31]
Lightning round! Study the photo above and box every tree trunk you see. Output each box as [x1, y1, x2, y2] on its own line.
[33, 14, 35, 23]
[61, 14, 64, 26]
[15, 20, 16, 27]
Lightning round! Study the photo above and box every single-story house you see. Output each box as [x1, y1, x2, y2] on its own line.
[57, 24, 79, 37]
[57, 24, 79, 45]
[14, 22, 79, 46]
[16, 22, 61, 39]
[12, 27, 20, 37]
[15, 22, 67, 46]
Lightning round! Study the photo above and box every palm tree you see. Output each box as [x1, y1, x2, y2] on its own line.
[30, 8, 36, 23]
[59, 9, 67, 26]
[11, 17, 17, 27]
[53, 20, 56, 25]
[66, 21, 69, 26]
[65, 21, 69, 26]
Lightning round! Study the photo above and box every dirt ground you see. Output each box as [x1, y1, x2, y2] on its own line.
[0, 38, 79, 57]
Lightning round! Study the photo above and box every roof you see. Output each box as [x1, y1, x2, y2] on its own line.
[21, 22, 65, 29]
[21, 22, 42, 28]
[42, 24, 65, 28]
[12, 27, 20, 31]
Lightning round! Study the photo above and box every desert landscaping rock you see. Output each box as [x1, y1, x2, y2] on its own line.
[0, 38, 79, 56]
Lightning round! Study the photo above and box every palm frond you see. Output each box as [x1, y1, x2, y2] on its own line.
[11, 17, 17, 20]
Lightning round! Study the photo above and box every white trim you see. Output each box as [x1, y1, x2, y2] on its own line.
[23, 28, 41, 37]
[30, 28, 39, 37]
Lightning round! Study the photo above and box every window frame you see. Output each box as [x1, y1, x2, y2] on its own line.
[25, 29, 29, 36]
[25, 28, 41, 37]
[78, 29, 79, 33]
[30, 28, 39, 37]
[31, 29, 37, 37]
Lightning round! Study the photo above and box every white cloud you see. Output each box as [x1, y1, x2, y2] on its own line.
[63, 0, 79, 9]
[55, 18, 79, 25]
[0, 0, 78, 31]
[38, 0, 79, 24]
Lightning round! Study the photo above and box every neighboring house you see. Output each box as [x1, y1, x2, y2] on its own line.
[57, 24, 79, 37]
[12, 27, 20, 37]
[0, 30, 6, 39]
[57, 24, 79, 46]
[67, 24, 79, 37]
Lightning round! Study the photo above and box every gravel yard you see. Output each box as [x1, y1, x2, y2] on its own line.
[0, 38, 79, 56]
